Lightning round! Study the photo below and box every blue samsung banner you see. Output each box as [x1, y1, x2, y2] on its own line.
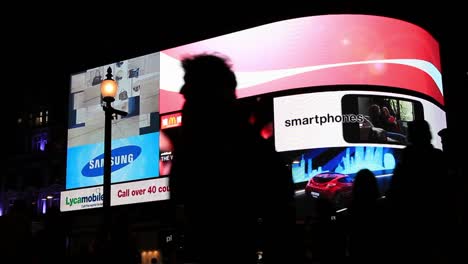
[66, 132, 159, 189]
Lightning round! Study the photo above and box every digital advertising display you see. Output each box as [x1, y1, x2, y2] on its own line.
[159, 113, 181, 176]
[63, 14, 446, 212]
[60, 177, 170, 211]
[342, 94, 424, 145]
[157, 14, 445, 212]
[63, 52, 163, 211]
[111, 177, 170, 206]
[66, 132, 159, 189]
[61, 186, 104, 212]
[274, 90, 445, 152]
[159, 14, 442, 114]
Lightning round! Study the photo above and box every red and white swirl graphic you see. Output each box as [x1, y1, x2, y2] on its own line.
[160, 14, 442, 113]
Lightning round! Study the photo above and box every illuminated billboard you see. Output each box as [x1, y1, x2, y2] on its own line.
[157, 14, 445, 212]
[274, 90, 445, 151]
[63, 14, 446, 211]
[67, 52, 160, 191]
[159, 14, 442, 113]
[60, 186, 103, 212]
[60, 177, 170, 212]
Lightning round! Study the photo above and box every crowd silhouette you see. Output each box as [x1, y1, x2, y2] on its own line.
[167, 53, 461, 263]
[385, 120, 456, 263]
[2, 51, 464, 263]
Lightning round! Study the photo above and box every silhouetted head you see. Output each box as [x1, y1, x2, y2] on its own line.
[407, 120, 432, 146]
[437, 128, 448, 151]
[352, 169, 379, 204]
[180, 53, 237, 106]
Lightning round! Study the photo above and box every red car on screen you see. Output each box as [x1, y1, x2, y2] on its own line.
[305, 173, 354, 205]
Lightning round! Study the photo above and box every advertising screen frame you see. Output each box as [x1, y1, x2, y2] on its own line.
[62, 14, 446, 212]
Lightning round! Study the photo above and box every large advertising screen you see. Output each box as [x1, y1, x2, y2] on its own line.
[274, 90, 445, 151]
[159, 14, 442, 114]
[67, 52, 160, 190]
[60, 177, 170, 211]
[63, 52, 165, 210]
[63, 14, 446, 212]
[66, 132, 159, 189]
[157, 14, 445, 213]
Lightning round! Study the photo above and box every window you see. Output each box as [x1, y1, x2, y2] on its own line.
[389, 99, 415, 122]
[312, 175, 336, 183]
[29, 110, 49, 127]
[35, 113, 41, 126]
[338, 177, 353, 183]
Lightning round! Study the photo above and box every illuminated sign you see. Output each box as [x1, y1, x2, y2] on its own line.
[82, 145, 141, 177]
[160, 15, 443, 114]
[64, 15, 445, 211]
[274, 91, 446, 151]
[66, 132, 159, 189]
[60, 177, 170, 211]
[67, 53, 160, 190]
[161, 112, 182, 129]
[111, 177, 170, 206]
[60, 187, 104, 212]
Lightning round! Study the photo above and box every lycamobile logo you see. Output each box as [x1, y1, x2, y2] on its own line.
[65, 192, 103, 207]
[81, 145, 142, 177]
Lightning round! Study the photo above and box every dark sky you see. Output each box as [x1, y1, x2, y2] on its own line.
[7, 3, 467, 139]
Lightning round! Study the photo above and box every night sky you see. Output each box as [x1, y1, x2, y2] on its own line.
[6, 3, 467, 146]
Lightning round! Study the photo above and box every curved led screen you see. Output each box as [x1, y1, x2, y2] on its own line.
[160, 14, 442, 114]
[64, 14, 446, 211]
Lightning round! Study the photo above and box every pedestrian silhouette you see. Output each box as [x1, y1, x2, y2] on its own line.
[311, 197, 345, 264]
[109, 212, 139, 264]
[0, 200, 33, 261]
[348, 169, 384, 263]
[170, 53, 295, 264]
[437, 128, 449, 153]
[34, 206, 66, 263]
[437, 128, 465, 262]
[387, 120, 449, 263]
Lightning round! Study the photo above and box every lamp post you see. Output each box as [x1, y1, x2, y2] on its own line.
[100, 67, 127, 238]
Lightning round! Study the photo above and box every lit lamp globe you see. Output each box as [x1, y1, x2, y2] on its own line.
[100, 67, 118, 103]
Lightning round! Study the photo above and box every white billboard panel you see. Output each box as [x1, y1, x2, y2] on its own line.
[111, 177, 170, 206]
[60, 186, 104, 212]
[274, 90, 446, 152]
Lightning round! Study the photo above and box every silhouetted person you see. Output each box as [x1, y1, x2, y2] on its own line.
[387, 120, 449, 263]
[310, 197, 345, 264]
[437, 128, 449, 153]
[348, 169, 384, 263]
[108, 213, 139, 264]
[34, 206, 66, 263]
[438, 128, 466, 262]
[0, 200, 33, 261]
[170, 53, 295, 264]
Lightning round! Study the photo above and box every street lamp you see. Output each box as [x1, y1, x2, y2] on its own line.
[100, 67, 127, 236]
